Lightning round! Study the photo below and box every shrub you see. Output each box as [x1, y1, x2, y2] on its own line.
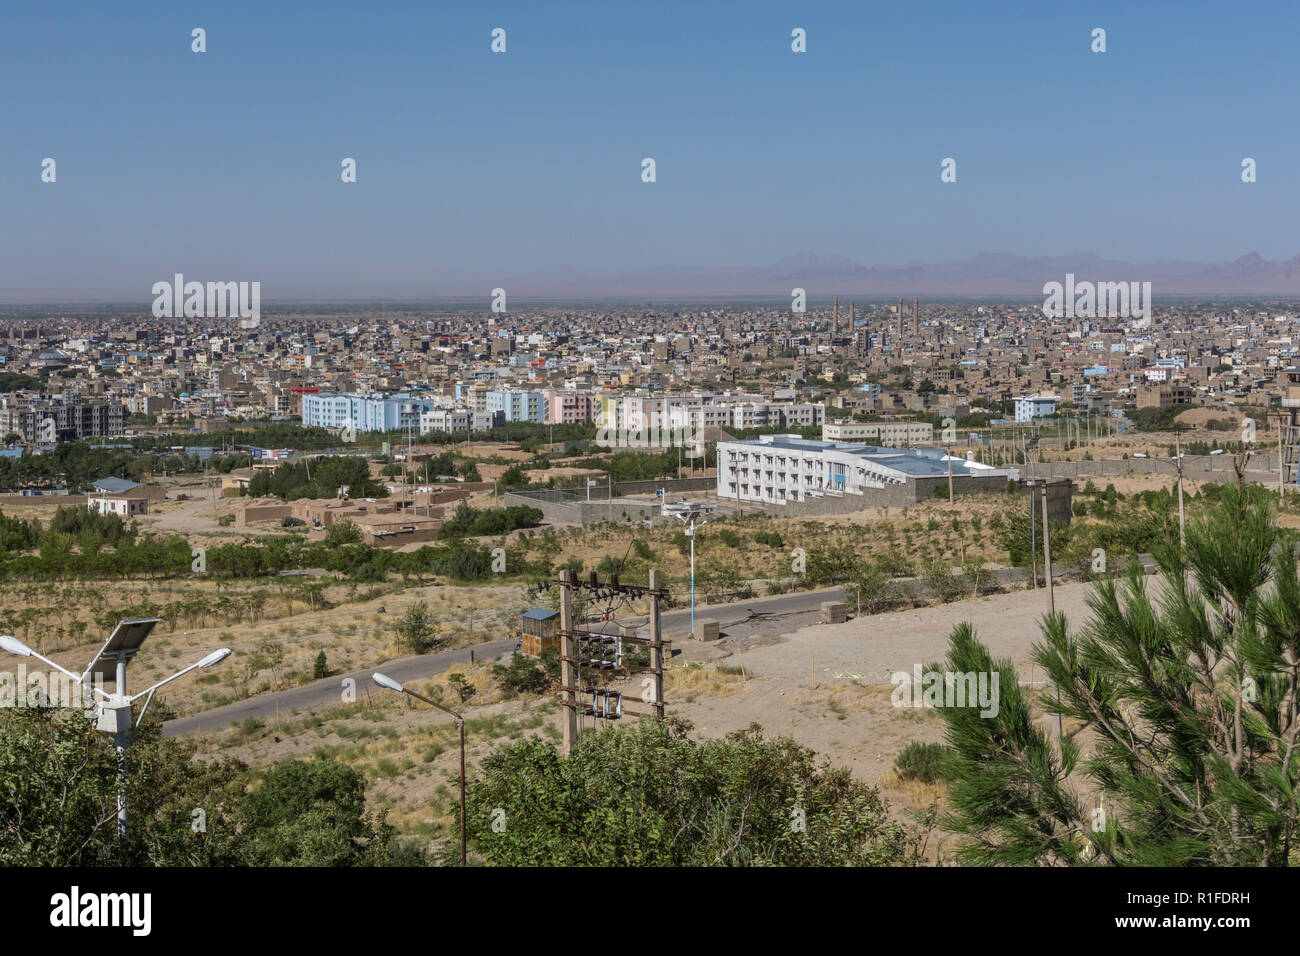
[325, 519, 362, 546]
[894, 742, 951, 784]
[492, 653, 550, 695]
[393, 601, 442, 654]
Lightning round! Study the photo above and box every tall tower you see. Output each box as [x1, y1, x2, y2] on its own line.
[833, 297, 839, 335]
[913, 297, 920, 336]
[897, 298, 904, 338]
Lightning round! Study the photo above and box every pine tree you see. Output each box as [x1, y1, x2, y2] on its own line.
[937, 478, 1300, 865]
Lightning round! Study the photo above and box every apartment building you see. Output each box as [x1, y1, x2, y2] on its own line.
[0, 396, 125, 442]
[821, 420, 934, 445]
[1136, 384, 1195, 408]
[543, 388, 593, 424]
[716, 434, 1009, 508]
[301, 392, 437, 431]
[419, 407, 502, 434]
[1014, 394, 1058, 422]
[486, 389, 545, 424]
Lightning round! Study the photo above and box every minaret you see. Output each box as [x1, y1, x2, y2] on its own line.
[833, 297, 839, 335]
[897, 298, 904, 338]
[913, 297, 919, 336]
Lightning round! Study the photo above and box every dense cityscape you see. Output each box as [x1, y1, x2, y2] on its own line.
[3, 0, 1294, 937]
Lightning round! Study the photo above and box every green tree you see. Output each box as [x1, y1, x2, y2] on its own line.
[0, 707, 244, 866]
[847, 559, 899, 615]
[394, 600, 441, 654]
[466, 717, 918, 866]
[938, 480, 1300, 866]
[239, 757, 395, 866]
[325, 519, 363, 547]
[492, 653, 551, 695]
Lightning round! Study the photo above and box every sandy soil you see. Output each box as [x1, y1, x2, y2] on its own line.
[201, 576, 1108, 848]
[664, 580, 1094, 783]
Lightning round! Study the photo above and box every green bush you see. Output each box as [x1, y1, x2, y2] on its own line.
[492, 652, 551, 695]
[894, 741, 951, 784]
[394, 601, 442, 654]
[466, 718, 918, 866]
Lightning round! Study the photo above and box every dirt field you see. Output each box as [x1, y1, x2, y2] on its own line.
[666, 580, 1095, 788]
[200, 576, 1106, 851]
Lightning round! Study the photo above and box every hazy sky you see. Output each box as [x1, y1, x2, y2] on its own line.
[3, 0, 1298, 299]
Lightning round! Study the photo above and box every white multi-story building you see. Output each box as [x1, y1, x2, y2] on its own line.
[821, 421, 933, 445]
[419, 407, 501, 434]
[595, 392, 822, 436]
[716, 434, 1007, 506]
[1014, 394, 1058, 422]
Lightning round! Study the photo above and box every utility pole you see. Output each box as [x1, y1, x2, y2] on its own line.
[1041, 484, 1055, 614]
[648, 568, 664, 719]
[946, 439, 954, 504]
[1039, 484, 1063, 749]
[1023, 434, 1037, 589]
[559, 569, 577, 755]
[1175, 425, 1186, 548]
[1276, 414, 1286, 500]
[553, 569, 669, 752]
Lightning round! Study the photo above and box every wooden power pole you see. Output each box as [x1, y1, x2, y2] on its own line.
[559, 569, 577, 755]
[648, 568, 664, 719]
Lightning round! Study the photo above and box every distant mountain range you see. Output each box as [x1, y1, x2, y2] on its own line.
[7, 252, 1300, 304]
[530, 251, 1300, 299]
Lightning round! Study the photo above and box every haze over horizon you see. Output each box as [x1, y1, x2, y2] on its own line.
[6, 249, 1300, 306]
[5, 0, 1299, 302]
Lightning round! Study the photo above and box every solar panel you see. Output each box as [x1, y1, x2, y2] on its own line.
[83, 618, 160, 682]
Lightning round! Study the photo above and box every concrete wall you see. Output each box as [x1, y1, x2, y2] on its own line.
[734, 473, 1008, 516]
[0, 494, 85, 506]
[1034, 453, 1278, 481]
[616, 477, 716, 497]
[503, 491, 660, 526]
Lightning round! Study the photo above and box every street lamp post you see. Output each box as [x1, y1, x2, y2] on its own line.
[372, 672, 466, 865]
[676, 511, 708, 638]
[0, 622, 230, 849]
[1155, 449, 1187, 549]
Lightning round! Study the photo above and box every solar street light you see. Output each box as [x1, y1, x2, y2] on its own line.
[0, 617, 231, 849]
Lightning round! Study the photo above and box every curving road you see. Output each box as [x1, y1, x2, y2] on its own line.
[163, 639, 516, 737]
[162, 586, 850, 737]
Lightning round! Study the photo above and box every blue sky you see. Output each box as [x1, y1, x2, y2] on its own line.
[2, 0, 1298, 298]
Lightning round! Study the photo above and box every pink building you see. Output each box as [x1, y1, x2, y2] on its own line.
[544, 389, 593, 424]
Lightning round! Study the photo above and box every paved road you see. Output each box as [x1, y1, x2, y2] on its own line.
[163, 639, 515, 737]
[163, 564, 1153, 738]
[658, 586, 845, 629]
[162, 587, 848, 737]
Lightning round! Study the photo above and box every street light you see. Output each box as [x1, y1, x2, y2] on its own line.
[372, 672, 467, 865]
[0, 620, 230, 848]
[1154, 452, 1187, 549]
[664, 499, 714, 638]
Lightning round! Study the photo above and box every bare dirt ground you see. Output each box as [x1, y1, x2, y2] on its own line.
[664, 581, 1095, 785]
[200, 577, 1105, 853]
[137, 492, 244, 542]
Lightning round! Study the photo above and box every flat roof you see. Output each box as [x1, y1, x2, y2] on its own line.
[719, 437, 997, 478]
